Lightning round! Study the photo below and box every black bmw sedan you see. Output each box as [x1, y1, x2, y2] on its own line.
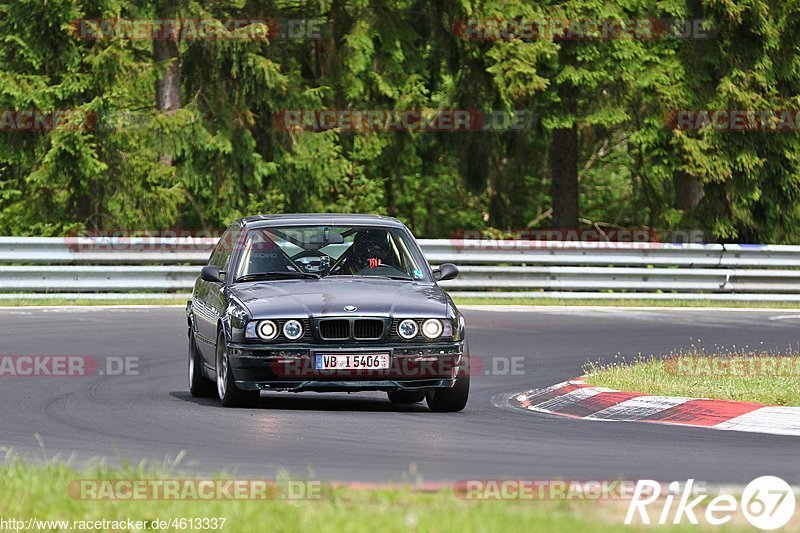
[186, 214, 469, 412]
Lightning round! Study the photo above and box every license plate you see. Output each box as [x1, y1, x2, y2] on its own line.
[315, 353, 390, 370]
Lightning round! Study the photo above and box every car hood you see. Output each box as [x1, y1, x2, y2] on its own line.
[229, 278, 451, 318]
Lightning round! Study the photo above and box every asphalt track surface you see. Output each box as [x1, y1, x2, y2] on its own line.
[1, 306, 798, 484]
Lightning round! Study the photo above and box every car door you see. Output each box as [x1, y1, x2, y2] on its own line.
[193, 224, 240, 366]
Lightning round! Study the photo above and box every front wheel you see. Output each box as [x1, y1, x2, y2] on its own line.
[426, 360, 470, 413]
[216, 330, 260, 408]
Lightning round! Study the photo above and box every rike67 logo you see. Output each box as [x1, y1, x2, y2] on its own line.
[626, 476, 796, 530]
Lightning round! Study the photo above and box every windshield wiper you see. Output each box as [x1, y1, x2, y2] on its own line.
[235, 271, 320, 282]
[360, 274, 415, 281]
[323, 273, 415, 281]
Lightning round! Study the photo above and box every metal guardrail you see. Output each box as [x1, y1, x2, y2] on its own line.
[1, 237, 800, 300]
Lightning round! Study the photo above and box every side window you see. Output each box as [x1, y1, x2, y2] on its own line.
[207, 231, 228, 269]
[208, 225, 240, 271]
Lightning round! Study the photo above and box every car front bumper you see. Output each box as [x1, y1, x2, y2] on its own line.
[227, 341, 466, 392]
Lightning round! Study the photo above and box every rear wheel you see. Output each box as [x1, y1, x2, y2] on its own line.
[216, 330, 260, 408]
[387, 391, 425, 404]
[188, 333, 215, 398]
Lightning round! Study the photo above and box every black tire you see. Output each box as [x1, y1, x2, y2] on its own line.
[426, 362, 470, 413]
[188, 333, 216, 398]
[216, 330, 260, 408]
[387, 391, 425, 404]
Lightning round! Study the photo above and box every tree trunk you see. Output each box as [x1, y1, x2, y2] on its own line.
[153, 38, 181, 166]
[549, 125, 579, 229]
[673, 171, 703, 212]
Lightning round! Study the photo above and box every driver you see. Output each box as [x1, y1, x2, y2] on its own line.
[339, 229, 391, 274]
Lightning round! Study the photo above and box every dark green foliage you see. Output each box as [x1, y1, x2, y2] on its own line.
[1, 0, 798, 242]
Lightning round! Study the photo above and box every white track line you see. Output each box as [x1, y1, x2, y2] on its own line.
[714, 407, 800, 437]
[588, 396, 695, 421]
[512, 380, 800, 437]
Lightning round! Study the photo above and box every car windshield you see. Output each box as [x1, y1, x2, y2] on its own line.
[234, 225, 430, 282]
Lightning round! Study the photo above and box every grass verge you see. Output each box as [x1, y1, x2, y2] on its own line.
[585, 351, 800, 406]
[0, 460, 726, 532]
[453, 297, 800, 308]
[0, 297, 189, 307]
[0, 296, 797, 308]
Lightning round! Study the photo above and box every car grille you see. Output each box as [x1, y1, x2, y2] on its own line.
[353, 319, 384, 340]
[319, 319, 350, 340]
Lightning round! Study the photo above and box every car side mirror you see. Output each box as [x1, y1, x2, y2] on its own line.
[433, 263, 459, 281]
[201, 265, 224, 283]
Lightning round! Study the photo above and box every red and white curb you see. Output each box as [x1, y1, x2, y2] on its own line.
[511, 379, 800, 437]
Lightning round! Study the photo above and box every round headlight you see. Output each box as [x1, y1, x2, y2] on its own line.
[398, 319, 418, 339]
[257, 320, 278, 341]
[283, 319, 303, 340]
[422, 319, 443, 339]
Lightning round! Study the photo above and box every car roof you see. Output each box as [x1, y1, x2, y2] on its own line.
[237, 213, 407, 229]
